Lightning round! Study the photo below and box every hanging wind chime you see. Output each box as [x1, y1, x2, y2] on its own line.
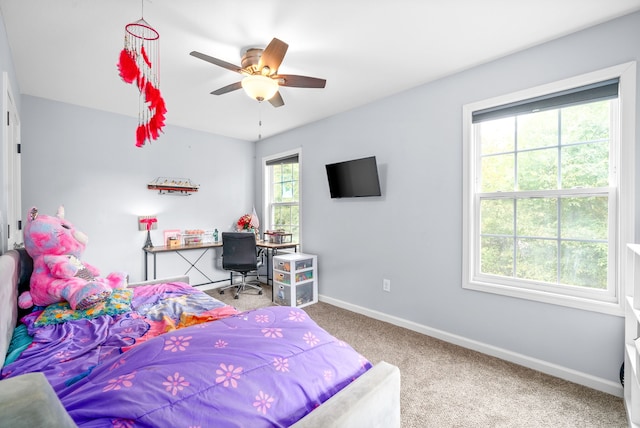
[117, 3, 166, 147]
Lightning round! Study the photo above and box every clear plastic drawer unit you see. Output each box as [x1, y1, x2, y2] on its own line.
[272, 253, 317, 308]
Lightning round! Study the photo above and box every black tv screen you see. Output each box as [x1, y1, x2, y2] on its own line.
[325, 156, 381, 198]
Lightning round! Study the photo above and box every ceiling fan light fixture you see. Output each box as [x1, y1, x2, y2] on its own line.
[241, 74, 278, 102]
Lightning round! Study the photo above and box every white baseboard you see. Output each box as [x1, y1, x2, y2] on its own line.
[318, 294, 623, 397]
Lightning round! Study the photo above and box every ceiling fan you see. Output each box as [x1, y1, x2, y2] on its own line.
[190, 37, 326, 108]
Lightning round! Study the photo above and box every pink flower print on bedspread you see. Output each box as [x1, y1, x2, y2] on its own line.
[303, 331, 319, 346]
[163, 372, 190, 396]
[103, 372, 136, 392]
[163, 335, 192, 352]
[253, 390, 276, 415]
[287, 310, 307, 322]
[215, 363, 243, 388]
[112, 418, 135, 428]
[273, 357, 289, 372]
[323, 370, 334, 382]
[262, 328, 283, 338]
[254, 313, 270, 323]
[109, 358, 127, 371]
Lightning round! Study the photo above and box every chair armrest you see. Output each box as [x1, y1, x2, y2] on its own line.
[0, 372, 77, 427]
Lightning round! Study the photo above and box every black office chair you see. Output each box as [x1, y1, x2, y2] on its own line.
[219, 232, 263, 299]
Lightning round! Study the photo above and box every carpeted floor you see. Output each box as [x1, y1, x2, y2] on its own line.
[208, 284, 628, 428]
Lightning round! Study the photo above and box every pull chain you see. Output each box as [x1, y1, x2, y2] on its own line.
[258, 101, 264, 140]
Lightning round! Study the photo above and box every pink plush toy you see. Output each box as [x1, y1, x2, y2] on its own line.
[18, 206, 127, 310]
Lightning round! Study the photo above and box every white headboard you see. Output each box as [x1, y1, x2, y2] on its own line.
[0, 250, 21, 367]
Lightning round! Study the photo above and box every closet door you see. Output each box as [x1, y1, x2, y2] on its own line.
[3, 72, 21, 252]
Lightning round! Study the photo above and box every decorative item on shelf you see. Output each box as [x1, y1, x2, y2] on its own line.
[201, 230, 215, 244]
[117, 0, 166, 148]
[167, 236, 180, 248]
[183, 229, 205, 245]
[139, 216, 158, 249]
[147, 177, 199, 195]
[163, 229, 181, 246]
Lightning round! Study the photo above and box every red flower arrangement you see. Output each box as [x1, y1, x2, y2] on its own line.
[237, 214, 253, 231]
[237, 212, 260, 236]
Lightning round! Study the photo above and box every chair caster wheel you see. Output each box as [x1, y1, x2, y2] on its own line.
[219, 290, 224, 294]
[234, 295, 239, 300]
[258, 290, 263, 295]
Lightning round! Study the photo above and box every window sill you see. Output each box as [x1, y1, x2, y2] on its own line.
[463, 280, 624, 316]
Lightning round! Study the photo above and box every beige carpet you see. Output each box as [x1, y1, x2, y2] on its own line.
[208, 284, 627, 428]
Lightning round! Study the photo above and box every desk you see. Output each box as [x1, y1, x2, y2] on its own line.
[144, 243, 222, 286]
[143, 240, 298, 286]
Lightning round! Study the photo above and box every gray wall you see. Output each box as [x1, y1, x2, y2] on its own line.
[255, 12, 640, 392]
[21, 96, 255, 284]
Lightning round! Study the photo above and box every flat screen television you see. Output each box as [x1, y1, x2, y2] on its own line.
[325, 156, 381, 198]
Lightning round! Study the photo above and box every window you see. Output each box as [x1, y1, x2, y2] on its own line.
[264, 150, 301, 243]
[462, 63, 636, 315]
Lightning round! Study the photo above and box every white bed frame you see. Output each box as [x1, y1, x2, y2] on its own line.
[0, 249, 400, 427]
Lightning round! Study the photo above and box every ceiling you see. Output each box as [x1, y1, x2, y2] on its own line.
[1, 1, 639, 142]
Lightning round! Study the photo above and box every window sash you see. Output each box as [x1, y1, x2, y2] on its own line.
[473, 187, 617, 302]
[471, 100, 617, 299]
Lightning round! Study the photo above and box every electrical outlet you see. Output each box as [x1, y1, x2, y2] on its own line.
[383, 279, 391, 292]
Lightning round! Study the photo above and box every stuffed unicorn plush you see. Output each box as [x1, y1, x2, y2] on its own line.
[18, 206, 127, 310]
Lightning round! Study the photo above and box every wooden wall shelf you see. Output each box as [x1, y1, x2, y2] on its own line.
[147, 177, 199, 195]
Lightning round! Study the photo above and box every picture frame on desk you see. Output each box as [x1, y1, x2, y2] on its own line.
[163, 229, 181, 246]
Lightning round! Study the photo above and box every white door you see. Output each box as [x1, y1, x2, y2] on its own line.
[3, 72, 21, 251]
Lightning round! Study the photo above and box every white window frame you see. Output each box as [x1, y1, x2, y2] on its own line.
[462, 62, 636, 316]
[262, 148, 302, 247]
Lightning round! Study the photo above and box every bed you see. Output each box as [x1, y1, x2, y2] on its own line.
[0, 249, 400, 427]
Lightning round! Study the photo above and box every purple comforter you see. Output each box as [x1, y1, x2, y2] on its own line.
[2, 283, 371, 427]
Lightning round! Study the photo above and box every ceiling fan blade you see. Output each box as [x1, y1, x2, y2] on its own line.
[258, 38, 288, 74]
[190, 51, 242, 74]
[269, 91, 285, 108]
[276, 74, 326, 88]
[211, 81, 242, 95]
